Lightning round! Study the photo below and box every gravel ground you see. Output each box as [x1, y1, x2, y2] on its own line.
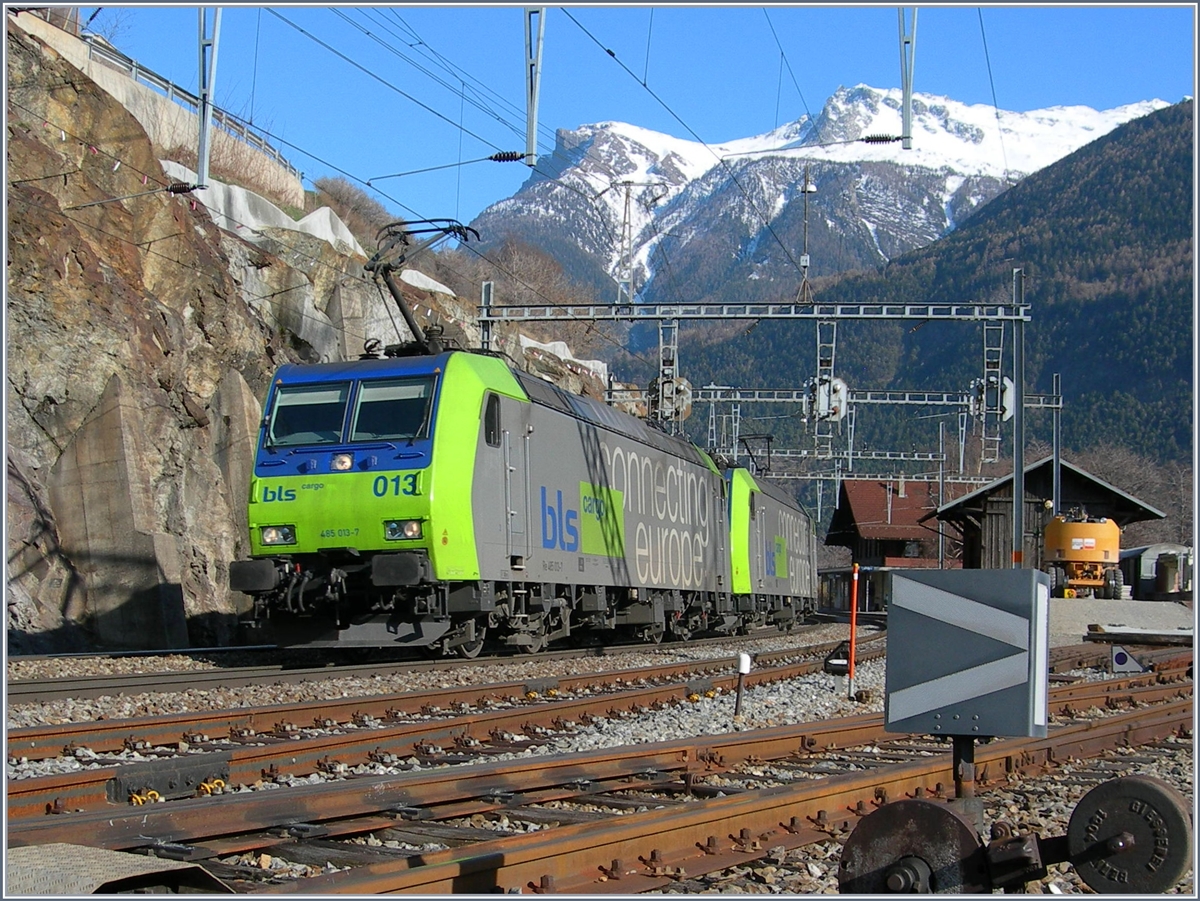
[1047, 598, 1193, 648]
[4, 625, 869, 729]
[5, 620, 1193, 894]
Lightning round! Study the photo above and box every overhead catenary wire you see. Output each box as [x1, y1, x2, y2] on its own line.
[15, 6, 663, 367]
[761, 9, 821, 141]
[368, 152, 526, 185]
[260, 8, 628, 267]
[129, 100, 616, 328]
[246, 5, 653, 286]
[328, 4, 822, 313]
[976, 9, 1013, 187]
[642, 8, 654, 87]
[8, 101, 455, 336]
[371, 7, 560, 151]
[561, 8, 809, 282]
[332, 8, 540, 150]
[266, 10, 504, 154]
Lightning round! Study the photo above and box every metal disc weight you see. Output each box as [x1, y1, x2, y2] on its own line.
[838, 799, 988, 893]
[1068, 775, 1193, 894]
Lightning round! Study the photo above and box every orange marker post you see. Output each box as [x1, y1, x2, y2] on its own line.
[848, 562, 859, 699]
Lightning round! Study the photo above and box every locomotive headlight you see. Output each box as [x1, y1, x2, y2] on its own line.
[261, 525, 297, 546]
[384, 519, 423, 540]
[331, 452, 354, 471]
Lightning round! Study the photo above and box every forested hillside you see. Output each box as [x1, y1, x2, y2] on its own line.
[613, 101, 1193, 467]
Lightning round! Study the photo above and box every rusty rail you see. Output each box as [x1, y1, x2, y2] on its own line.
[7, 648, 890, 819]
[7, 656, 1178, 822]
[254, 699, 1193, 894]
[7, 638, 877, 759]
[9, 688, 1188, 857]
[7, 628, 869, 703]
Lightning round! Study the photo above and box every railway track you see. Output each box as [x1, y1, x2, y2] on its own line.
[7, 641, 1191, 893]
[6, 635, 1157, 706]
[7, 642, 1184, 807]
[7, 637, 891, 813]
[7, 689, 1190, 893]
[6, 625, 839, 703]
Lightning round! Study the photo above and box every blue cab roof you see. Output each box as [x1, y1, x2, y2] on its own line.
[270, 353, 456, 385]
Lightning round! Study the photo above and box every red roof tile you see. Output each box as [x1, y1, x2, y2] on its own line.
[831, 479, 969, 541]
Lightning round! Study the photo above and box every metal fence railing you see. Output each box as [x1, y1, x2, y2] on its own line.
[80, 33, 303, 182]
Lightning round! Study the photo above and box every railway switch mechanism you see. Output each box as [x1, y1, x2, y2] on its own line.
[839, 570, 1193, 894]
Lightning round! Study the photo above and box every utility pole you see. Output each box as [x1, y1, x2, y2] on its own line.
[938, 420, 946, 568]
[795, 165, 816, 304]
[1052, 372, 1062, 514]
[524, 8, 545, 168]
[898, 7, 917, 150]
[1012, 268, 1026, 569]
[196, 8, 221, 189]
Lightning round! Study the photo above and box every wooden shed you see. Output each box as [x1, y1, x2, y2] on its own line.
[820, 477, 970, 612]
[924, 457, 1165, 571]
[826, 477, 966, 568]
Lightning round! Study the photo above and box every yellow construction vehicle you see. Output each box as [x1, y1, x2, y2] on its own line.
[1043, 510, 1124, 598]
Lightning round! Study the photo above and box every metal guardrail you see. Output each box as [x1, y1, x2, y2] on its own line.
[80, 34, 302, 181]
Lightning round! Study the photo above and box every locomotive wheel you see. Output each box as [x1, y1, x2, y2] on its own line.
[522, 621, 548, 655]
[456, 622, 488, 659]
[1067, 775, 1193, 893]
[641, 624, 664, 645]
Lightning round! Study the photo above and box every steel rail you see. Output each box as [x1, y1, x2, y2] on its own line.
[6, 627, 830, 703]
[5, 707, 885, 849]
[7, 643, 1174, 823]
[253, 699, 1193, 894]
[1048, 669, 1192, 709]
[6, 645, 889, 818]
[8, 685, 1187, 854]
[7, 638, 877, 760]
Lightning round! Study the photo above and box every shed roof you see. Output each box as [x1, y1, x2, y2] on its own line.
[924, 456, 1166, 525]
[827, 478, 968, 544]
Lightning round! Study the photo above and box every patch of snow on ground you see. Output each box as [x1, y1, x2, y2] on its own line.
[160, 160, 365, 257]
[519, 335, 609, 385]
[399, 270, 454, 296]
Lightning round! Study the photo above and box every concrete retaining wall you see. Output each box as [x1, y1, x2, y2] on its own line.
[12, 12, 305, 209]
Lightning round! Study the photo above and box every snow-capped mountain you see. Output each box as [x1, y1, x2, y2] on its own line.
[469, 85, 1168, 303]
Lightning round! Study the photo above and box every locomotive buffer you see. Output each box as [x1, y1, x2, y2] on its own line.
[838, 570, 1192, 894]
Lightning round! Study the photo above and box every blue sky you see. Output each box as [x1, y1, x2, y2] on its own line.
[83, 5, 1196, 225]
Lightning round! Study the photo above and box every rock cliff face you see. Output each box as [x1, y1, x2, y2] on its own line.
[5, 21, 601, 652]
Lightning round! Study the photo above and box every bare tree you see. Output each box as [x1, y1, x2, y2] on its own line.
[84, 8, 133, 45]
[311, 177, 396, 253]
[1069, 443, 1194, 547]
[434, 238, 612, 358]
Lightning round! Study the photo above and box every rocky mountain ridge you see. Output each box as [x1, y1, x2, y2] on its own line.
[470, 85, 1169, 303]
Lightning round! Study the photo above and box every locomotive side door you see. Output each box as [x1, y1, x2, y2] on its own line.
[501, 399, 529, 566]
[475, 394, 529, 574]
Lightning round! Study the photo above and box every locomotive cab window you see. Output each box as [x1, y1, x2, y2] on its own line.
[484, 394, 501, 447]
[350, 377, 435, 442]
[267, 383, 349, 447]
